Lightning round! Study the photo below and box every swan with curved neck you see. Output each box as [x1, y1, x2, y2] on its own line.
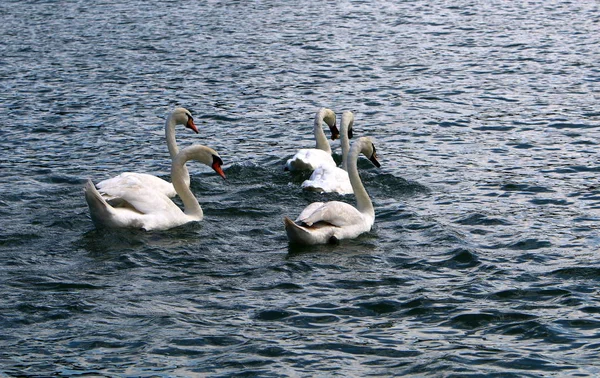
[85, 145, 226, 231]
[301, 110, 355, 194]
[96, 107, 198, 200]
[284, 136, 381, 245]
[284, 108, 339, 172]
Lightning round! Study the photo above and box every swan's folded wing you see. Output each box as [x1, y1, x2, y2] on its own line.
[287, 149, 336, 171]
[97, 172, 175, 198]
[297, 201, 364, 227]
[296, 202, 326, 222]
[302, 166, 352, 194]
[104, 183, 179, 215]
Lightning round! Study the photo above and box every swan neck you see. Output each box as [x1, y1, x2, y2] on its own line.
[348, 142, 374, 217]
[341, 124, 350, 172]
[166, 113, 190, 187]
[172, 152, 203, 218]
[313, 111, 332, 154]
[165, 115, 179, 158]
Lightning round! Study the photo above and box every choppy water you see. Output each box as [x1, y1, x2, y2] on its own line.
[1, 0, 600, 376]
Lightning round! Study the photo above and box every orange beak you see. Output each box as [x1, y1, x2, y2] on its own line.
[212, 162, 226, 179]
[187, 118, 199, 134]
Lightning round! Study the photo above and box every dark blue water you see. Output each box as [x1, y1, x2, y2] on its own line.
[2, 1, 600, 376]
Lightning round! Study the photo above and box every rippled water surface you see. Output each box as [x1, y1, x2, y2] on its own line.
[2, 1, 600, 376]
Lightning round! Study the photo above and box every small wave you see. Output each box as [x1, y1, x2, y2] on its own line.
[490, 288, 571, 301]
[303, 342, 420, 358]
[367, 172, 430, 198]
[254, 309, 296, 321]
[490, 320, 572, 343]
[431, 248, 481, 269]
[199, 113, 240, 123]
[500, 184, 554, 193]
[548, 123, 599, 129]
[455, 213, 510, 226]
[357, 299, 402, 315]
[473, 125, 515, 132]
[550, 267, 600, 280]
[529, 198, 570, 206]
[484, 237, 552, 250]
[446, 311, 537, 330]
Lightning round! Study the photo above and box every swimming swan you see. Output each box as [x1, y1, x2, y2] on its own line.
[84, 145, 226, 231]
[301, 110, 355, 194]
[96, 107, 198, 200]
[284, 107, 339, 172]
[284, 136, 380, 245]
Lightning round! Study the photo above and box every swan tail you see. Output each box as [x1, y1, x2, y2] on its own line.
[284, 217, 336, 245]
[284, 217, 309, 244]
[300, 181, 324, 193]
[84, 179, 114, 228]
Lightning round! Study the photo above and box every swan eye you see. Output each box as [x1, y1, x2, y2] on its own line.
[212, 155, 223, 166]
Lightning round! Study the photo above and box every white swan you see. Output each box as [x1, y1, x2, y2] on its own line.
[284, 108, 339, 172]
[96, 107, 198, 200]
[84, 145, 226, 231]
[301, 110, 355, 194]
[284, 136, 381, 245]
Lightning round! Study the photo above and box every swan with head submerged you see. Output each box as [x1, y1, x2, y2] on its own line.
[84, 144, 226, 231]
[284, 136, 381, 245]
[96, 107, 198, 200]
[301, 110, 355, 194]
[284, 108, 339, 172]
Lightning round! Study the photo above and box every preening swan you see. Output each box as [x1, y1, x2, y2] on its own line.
[85, 145, 226, 231]
[284, 136, 381, 245]
[96, 107, 198, 200]
[301, 110, 355, 194]
[284, 108, 339, 172]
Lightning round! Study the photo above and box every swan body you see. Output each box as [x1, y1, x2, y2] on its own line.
[285, 136, 381, 245]
[285, 108, 339, 172]
[301, 111, 355, 194]
[85, 145, 226, 231]
[300, 165, 352, 195]
[96, 107, 198, 199]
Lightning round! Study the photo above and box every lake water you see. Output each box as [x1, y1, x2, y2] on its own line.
[1, 1, 600, 376]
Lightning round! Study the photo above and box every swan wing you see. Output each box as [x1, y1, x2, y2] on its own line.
[296, 201, 364, 227]
[103, 182, 180, 216]
[97, 172, 176, 198]
[301, 166, 353, 194]
[286, 149, 336, 171]
[296, 201, 326, 222]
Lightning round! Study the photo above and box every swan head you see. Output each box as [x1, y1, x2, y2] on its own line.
[176, 145, 227, 179]
[172, 107, 199, 134]
[341, 111, 355, 139]
[211, 154, 226, 179]
[358, 137, 381, 168]
[317, 108, 339, 141]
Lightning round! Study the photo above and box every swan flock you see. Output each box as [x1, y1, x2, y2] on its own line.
[84, 107, 381, 245]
